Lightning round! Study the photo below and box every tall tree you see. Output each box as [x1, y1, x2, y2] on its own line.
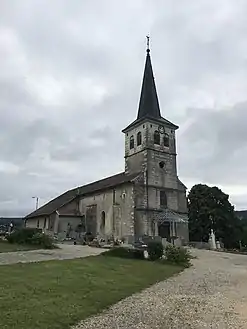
[188, 184, 242, 248]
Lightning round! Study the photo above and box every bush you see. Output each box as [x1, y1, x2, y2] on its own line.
[30, 233, 55, 249]
[6, 228, 55, 249]
[165, 245, 192, 267]
[147, 241, 164, 261]
[102, 247, 144, 260]
[6, 228, 42, 244]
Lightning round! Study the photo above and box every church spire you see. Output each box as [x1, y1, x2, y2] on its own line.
[137, 37, 161, 120]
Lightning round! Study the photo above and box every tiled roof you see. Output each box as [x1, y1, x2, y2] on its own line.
[154, 209, 188, 223]
[25, 172, 139, 219]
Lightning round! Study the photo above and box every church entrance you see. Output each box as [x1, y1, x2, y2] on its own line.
[158, 222, 170, 240]
[86, 205, 97, 236]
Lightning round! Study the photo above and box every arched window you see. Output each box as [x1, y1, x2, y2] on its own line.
[163, 133, 169, 147]
[100, 211, 106, 234]
[160, 190, 167, 209]
[154, 130, 160, 145]
[137, 131, 142, 146]
[130, 135, 134, 149]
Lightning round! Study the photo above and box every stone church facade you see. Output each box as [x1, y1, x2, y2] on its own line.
[25, 45, 189, 244]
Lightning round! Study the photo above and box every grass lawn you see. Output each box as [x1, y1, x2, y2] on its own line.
[0, 255, 183, 329]
[0, 240, 41, 253]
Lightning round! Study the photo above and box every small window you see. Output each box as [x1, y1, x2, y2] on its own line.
[154, 130, 160, 145]
[37, 219, 39, 228]
[113, 189, 116, 204]
[130, 135, 134, 149]
[43, 217, 47, 229]
[163, 133, 169, 147]
[143, 125, 145, 128]
[137, 131, 142, 146]
[100, 211, 106, 233]
[160, 191, 167, 208]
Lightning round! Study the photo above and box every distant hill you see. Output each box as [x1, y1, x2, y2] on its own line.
[0, 217, 24, 231]
[235, 211, 247, 223]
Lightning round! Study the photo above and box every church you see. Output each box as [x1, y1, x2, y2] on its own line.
[25, 43, 189, 244]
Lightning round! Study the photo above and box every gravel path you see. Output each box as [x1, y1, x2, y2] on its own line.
[0, 244, 105, 265]
[74, 249, 247, 329]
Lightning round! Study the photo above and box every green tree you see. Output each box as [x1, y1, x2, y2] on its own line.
[188, 184, 242, 248]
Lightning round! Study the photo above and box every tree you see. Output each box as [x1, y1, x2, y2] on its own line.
[188, 184, 242, 248]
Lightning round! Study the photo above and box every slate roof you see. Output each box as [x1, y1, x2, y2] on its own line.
[122, 48, 178, 132]
[122, 116, 178, 133]
[25, 172, 140, 219]
[137, 49, 161, 120]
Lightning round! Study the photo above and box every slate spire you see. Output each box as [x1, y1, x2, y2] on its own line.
[137, 37, 161, 120]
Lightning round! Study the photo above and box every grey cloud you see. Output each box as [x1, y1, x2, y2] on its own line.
[179, 102, 247, 186]
[1, 0, 247, 215]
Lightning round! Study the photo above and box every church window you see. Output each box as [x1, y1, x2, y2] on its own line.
[163, 133, 169, 147]
[130, 135, 134, 149]
[113, 189, 116, 204]
[137, 132, 142, 146]
[100, 211, 106, 233]
[154, 130, 160, 145]
[160, 190, 167, 208]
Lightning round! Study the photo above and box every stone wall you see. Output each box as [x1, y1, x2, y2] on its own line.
[25, 216, 45, 229]
[76, 183, 135, 239]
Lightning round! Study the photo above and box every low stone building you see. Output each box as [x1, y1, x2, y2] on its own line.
[25, 44, 189, 244]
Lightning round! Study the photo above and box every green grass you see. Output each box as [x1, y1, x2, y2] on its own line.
[0, 255, 183, 329]
[0, 241, 41, 253]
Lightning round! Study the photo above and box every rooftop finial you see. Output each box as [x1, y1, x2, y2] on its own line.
[146, 35, 150, 53]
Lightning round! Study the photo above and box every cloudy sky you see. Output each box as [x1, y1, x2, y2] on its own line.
[1, 0, 247, 216]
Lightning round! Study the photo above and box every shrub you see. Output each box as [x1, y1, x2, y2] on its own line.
[6, 228, 41, 244]
[147, 241, 164, 261]
[165, 245, 192, 267]
[30, 233, 55, 249]
[102, 247, 144, 260]
[6, 228, 54, 249]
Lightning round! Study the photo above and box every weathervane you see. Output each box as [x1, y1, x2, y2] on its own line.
[146, 35, 150, 52]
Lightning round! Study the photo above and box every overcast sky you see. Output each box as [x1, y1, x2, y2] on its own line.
[1, 0, 247, 216]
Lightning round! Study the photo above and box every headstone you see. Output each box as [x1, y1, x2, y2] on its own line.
[216, 241, 221, 250]
[144, 250, 149, 259]
[208, 229, 216, 250]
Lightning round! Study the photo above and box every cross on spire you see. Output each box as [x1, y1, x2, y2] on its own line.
[146, 35, 150, 52]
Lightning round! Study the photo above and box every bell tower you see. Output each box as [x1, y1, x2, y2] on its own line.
[122, 38, 188, 240]
[122, 38, 179, 192]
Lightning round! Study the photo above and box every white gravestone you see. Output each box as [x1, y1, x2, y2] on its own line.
[208, 229, 216, 250]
